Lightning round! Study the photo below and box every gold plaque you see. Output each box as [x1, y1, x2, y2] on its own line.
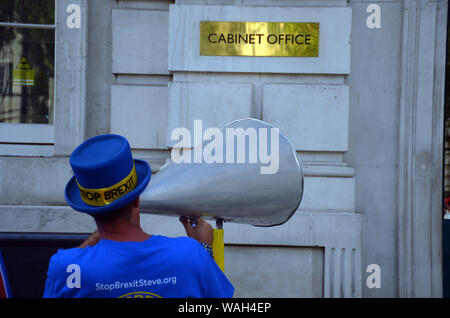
[200, 21, 319, 57]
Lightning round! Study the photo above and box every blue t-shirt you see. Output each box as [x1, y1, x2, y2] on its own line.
[42, 235, 234, 298]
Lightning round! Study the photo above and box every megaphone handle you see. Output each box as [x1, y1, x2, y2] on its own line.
[179, 216, 198, 227]
[213, 219, 225, 272]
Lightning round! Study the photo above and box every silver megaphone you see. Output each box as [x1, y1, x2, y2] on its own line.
[139, 118, 303, 227]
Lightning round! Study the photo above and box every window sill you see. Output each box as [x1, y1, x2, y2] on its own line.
[0, 143, 54, 157]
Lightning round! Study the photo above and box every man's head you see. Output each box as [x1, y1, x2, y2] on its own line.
[92, 197, 141, 231]
[64, 134, 151, 216]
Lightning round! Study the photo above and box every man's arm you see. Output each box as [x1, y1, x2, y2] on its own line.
[78, 230, 100, 248]
[179, 217, 213, 246]
[180, 217, 234, 297]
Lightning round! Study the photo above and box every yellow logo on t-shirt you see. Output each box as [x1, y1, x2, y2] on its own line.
[118, 291, 162, 298]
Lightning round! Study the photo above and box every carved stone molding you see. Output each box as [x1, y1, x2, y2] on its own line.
[397, 0, 447, 297]
[54, 0, 89, 155]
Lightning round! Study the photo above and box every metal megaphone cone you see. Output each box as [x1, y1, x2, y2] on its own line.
[139, 118, 303, 227]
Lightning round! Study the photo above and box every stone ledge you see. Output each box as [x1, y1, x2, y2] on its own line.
[0, 205, 360, 248]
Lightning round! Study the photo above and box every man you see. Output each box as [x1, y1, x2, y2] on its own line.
[43, 134, 234, 298]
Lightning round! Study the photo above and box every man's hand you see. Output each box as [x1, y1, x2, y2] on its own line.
[78, 230, 101, 248]
[180, 216, 213, 246]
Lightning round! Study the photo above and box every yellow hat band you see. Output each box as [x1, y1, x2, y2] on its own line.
[76, 164, 138, 207]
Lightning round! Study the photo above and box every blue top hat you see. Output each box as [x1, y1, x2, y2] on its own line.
[65, 134, 151, 215]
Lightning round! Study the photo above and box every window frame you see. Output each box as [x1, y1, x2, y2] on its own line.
[0, 0, 88, 157]
[0, 6, 56, 148]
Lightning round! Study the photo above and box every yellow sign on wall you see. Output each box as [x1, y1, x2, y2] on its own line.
[200, 21, 319, 57]
[12, 56, 35, 86]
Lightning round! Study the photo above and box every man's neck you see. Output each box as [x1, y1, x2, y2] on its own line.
[97, 224, 151, 242]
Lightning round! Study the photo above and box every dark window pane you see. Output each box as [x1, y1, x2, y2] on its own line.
[0, 27, 54, 124]
[0, 0, 55, 25]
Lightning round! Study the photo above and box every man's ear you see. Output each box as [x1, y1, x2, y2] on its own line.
[131, 197, 141, 223]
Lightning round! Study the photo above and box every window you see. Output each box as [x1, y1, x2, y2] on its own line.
[0, 0, 55, 147]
